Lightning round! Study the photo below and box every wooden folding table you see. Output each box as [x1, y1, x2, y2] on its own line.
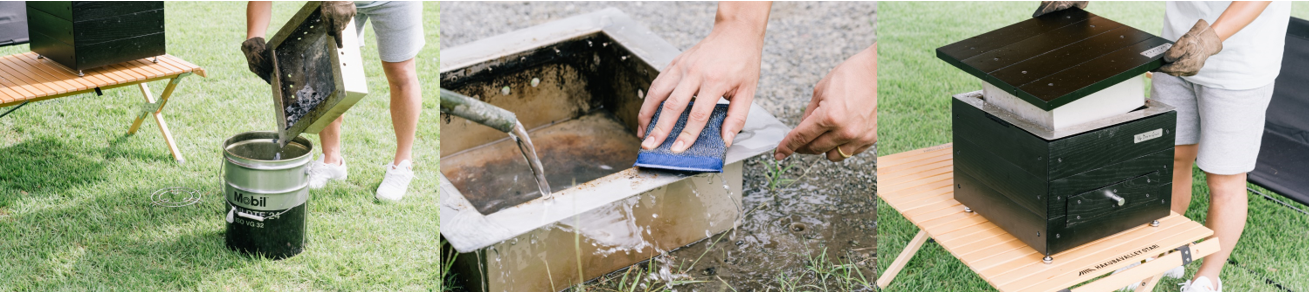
[877, 144, 1221, 292]
[0, 52, 206, 162]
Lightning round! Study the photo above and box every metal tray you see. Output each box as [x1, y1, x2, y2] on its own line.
[267, 1, 367, 147]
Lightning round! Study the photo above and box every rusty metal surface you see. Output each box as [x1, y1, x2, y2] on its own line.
[443, 111, 642, 214]
[267, 2, 367, 147]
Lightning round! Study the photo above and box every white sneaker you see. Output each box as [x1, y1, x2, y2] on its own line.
[1114, 258, 1187, 291]
[1113, 262, 1143, 291]
[375, 160, 414, 202]
[1180, 276, 1222, 292]
[1164, 265, 1185, 279]
[307, 156, 348, 189]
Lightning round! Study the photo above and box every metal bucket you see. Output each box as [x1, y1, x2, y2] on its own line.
[222, 131, 313, 259]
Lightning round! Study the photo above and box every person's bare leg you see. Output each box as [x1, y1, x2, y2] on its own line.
[1172, 144, 1199, 214]
[320, 115, 344, 165]
[381, 58, 420, 165]
[1193, 172, 1248, 286]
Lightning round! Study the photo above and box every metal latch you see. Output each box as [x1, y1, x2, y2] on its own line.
[1103, 189, 1125, 206]
[1176, 245, 1193, 265]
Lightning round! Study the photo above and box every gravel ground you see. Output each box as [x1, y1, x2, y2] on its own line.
[442, 2, 877, 290]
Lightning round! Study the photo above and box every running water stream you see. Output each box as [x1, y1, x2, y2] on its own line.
[509, 121, 552, 198]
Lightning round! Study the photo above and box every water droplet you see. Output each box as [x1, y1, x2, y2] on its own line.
[1048, 83, 1054, 86]
[501, 86, 511, 95]
[530, 78, 540, 87]
[1021, 71, 1028, 74]
[637, 89, 645, 99]
[652, 213, 659, 218]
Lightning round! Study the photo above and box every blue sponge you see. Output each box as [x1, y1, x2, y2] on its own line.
[634, 102, 729, 173]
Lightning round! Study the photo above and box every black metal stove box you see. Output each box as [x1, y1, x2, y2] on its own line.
[940, 8, 1178, 258]
[26, 1, 166, 72]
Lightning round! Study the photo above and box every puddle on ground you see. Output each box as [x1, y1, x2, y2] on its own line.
[583, 155, 879, 291]
[442, 110, 642, 215]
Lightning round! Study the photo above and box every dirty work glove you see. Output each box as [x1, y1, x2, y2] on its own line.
[1160, 19, 1223, 77]
[1033, 1, 1089, 18]
[320, 1, 357, 48]
[241, 37, 274, 84]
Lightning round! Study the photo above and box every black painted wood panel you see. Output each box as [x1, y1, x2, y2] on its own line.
[989, 25, 1155, 89]
[954, 137, 1050, 218]
[74, 32, 165, 70]
[27, 1, 161, 23]
[961, 16, 1123, 74]
[953, 99, 1176, 256]
[952, 98, 1049, 178]
[1048, 111, 1176, 180]
[954, 170, 1055, 255]
[26, 7, 74, 45]
[937, 8, 1172, 111]
[938, 8, 1092, 63]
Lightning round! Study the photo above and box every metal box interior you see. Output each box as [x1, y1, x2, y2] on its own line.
[439, 9, 788, 291]
[952, 91, 1175, 257]
[267, 1, 367, 147]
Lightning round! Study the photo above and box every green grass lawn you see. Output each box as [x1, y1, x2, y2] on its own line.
[0, 2, 439, 290]
[877, 2, 1309, 291]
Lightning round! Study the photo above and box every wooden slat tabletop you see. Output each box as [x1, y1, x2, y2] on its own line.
[880, 144, 1215, 292]
[0, 52, 206, 106]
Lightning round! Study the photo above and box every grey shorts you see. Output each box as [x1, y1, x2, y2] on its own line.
[1151, 74, 1275, 175]
[354, 1, 425, 63]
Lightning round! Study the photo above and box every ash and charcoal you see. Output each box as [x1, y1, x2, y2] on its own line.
[284, 85, 327, 129]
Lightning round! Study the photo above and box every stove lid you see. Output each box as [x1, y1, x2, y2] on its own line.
[267, 2, 368, 147]
[937, 8, 1172, 111]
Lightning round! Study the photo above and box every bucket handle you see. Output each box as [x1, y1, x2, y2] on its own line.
[226, 206, 292, 223]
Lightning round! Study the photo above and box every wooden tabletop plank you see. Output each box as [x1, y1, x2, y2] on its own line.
[0, 75, 31, 102]
[151, 56, 188, 73]
[105, 62, 147, 83]
[160, 55, 205, 77]
[125, 59, 167, 79]
[0, 54, 63, 94]
[1, 56, 81, 94]
[0, 58, 55, 98]
[11, 54, 96, 90]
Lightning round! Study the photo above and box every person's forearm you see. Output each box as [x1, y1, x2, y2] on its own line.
[247, 1, 273, 40]
[1211, 1, 1272, 41]
[712, 1, 772, 40]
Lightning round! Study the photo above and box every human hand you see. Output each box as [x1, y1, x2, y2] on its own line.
[241, 37, 274, 84]
[1033, 1, 1088, 18]
[320, 1, 357, 48]
[775, 44, 877, 162]
[1160, 19, 1222, 77]
[637, 2, 771, 153]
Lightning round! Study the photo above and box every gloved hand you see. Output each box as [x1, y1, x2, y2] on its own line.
[1160, 19, 1223, 77]
[320, 1, 357, 48]
[1033, 1, 1089, 18]
[241, 37, 274, 84]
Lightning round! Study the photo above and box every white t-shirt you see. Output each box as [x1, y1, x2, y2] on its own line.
[1162, 1, 1291, 90]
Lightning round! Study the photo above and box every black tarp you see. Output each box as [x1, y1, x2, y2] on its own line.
[1250, 17, 1309, 207]
[0, 2, 27, 47]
